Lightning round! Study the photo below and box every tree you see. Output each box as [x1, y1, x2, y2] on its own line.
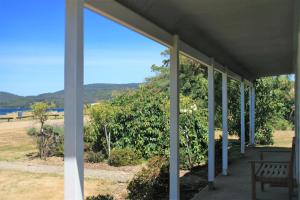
[179, 95, 208, 168]
[31, 102, 52, 130]
[31, 102, 58, 159]
[111, 87, 170, 159]
[87, 102, 119, 157]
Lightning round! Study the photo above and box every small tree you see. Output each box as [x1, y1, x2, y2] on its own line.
[31, 102, 56, 159]
[32, 102, 51, 130]
[88, 102, 118, 157]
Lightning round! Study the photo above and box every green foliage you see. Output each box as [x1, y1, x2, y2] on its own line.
[111, 88, 170, 159]
[85, 102, 120, 157]
[85, 194, 114, 200]
[27, 127, 37, 137]
[85, 151, 105, 163]
[253, 77, 294, 144]
[108, 148, 142, 167]
[272, 118, 293, 131]
[84, 50, 294, 169]
[31, 102, 54, 126]
[179, 96, 208, 169]
[127, 156, 169, 200]
[28, 124, 64, 159]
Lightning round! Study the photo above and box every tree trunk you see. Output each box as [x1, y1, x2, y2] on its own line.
[104, 125, 110, 156]
[184, 130, 193, 169]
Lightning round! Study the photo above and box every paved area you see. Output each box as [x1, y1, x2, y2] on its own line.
[192, 147, 297, 200]
[0, 161, 133, 183]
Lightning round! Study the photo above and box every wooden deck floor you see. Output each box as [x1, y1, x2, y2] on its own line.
[192, 147, 297, 200]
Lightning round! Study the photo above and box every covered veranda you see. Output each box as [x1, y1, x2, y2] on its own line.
[64, 0, 300, 200]
[193, 146, 295, 200]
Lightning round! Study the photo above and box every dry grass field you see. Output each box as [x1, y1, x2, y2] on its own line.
[0, 119, 128, 200]
[272, 130, 295, 147]
[0, 118, 295, 200]
[0, 119, 64, 162]
[0, 170, 127, 200]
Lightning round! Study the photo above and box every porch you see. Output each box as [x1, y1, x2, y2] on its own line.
[193, 147, 295, 200]
[64, 0, 300, 199]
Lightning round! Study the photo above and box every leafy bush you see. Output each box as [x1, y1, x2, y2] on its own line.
[127, 156, 169, 200]
[179, 96, 208, 169]
[272, 118, 293, 130]
[255, 123, 274, 145]
[85, 151, 105, 163]
[85, 194, 114, 200]
[27, 124, 64, 159]
[108, 148, 142, 167]
[27, 127, 37, 136]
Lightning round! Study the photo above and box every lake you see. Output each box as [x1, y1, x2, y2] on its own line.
[0, 108, 64, 116]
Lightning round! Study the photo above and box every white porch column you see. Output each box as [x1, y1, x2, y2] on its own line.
[222, 72, 228, 175]
[292, 0, 300, 191]
[240, 81, 245, 154]
[208, 59, 215, 188]
[296, 52, 300, 191]
[249, 86, 253, 145]
[64, 0, 84, 200]
[251, 86, 256, 145]
[169, 35, 180, 200]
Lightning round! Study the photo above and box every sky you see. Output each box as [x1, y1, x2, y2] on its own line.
[0, 0, 166, 96]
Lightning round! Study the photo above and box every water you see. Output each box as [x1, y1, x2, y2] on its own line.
[0, 108, 64, 116]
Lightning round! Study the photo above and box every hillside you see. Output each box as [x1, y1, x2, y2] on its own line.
[0, 83, 139, 108]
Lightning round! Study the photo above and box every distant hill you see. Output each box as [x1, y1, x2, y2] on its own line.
[0, 83, 139, 108]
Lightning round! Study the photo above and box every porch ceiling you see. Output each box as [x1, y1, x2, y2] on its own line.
[85, 0, 294, 81]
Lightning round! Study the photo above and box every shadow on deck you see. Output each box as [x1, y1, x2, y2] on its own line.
[192, 147, 297, 200]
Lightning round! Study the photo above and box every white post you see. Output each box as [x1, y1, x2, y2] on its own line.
[249, 86, 253, 145]
[169, 35, 180, 200]
[296, 55, 300, 190]
[240, 81, 245, 154]
[222, 72, 228, 175]
[64, 0, 84, 200]
[294, 0, 300, 188]
[251, 86, 255, 145]
[208, 59, 215, 188]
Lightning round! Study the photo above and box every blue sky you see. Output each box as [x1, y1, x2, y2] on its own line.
[0, 0, 166, 96]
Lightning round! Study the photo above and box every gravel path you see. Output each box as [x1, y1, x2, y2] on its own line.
[0, 161, 134, 183]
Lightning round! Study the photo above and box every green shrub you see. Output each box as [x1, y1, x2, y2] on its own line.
[108, 148, 142, 167]
[272, 118, 294, 130]
[85, 151, 105, 163]
[127, 156, 169, 200]
[27, 127, 37, 136]
[85, 194, 114, 200]
[255, 123, 274, 145]
[27, 124, 64, 159]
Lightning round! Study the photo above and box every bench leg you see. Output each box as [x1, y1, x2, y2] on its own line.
[288, 179, 293, 200]
[251, 162, 256, 200]
[261, 182, 264, 192]
[252, 180, 256, 200]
